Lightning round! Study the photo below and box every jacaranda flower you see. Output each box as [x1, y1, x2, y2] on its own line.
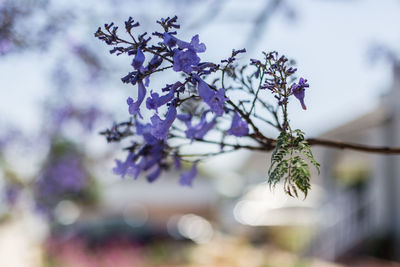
[127, 80, 146, 118]
[227, 112, 249, 137]
[164, 33, 206, 53]
[291, 77, 309, 110]
[131, 48, 145, 70]
[147, 166, 162, 182]
[150, 104, 177, 139]
[146, 82, 180, 112]
[179, 163, 198, 186]
[136, 122, 159, 145]
[166, 34, 206, 74]
[180, 112, 217, 141]
[196, 76, 227, 116]
[113, 152, 135, 178]
[173, 48, 200, 74]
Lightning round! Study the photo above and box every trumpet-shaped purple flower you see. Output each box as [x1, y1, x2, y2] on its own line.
[208, 88, 228, 116]
[136, 122, 159, 145]
[163, 32, 177, 47]
[173, 48, 200, 74]
[291, 77, 309, 110]
[227, 112, 249, 137]
[164, 33, 206, 53]
[165, 33, 206, 74]
[179, 163, 198, 187]
[179, 112, 217, 141]
[131, 48, 145, 70]
[147, 166, 162, 182]
[146, 90, 174, 112]
[146, 82, 180, 112]
[196, 76, 227, 116]
[127, 80, 146, 118]
[179, 35, 206, 53]
[150, 104, 177, 139]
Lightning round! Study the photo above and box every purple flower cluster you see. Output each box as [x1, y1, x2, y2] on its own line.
[96, 17, 311, 188]
[256, 51, 309, 110]
[164, 33, 206, 74]
[99, 18, 248, 185]
[33, 148, 94, 217]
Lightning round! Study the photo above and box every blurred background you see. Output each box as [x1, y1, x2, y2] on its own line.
[1, 0, 400, 266]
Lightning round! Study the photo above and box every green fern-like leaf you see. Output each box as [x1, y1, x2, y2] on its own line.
[267, 129, 319, 198]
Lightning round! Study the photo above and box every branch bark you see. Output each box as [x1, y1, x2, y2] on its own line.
[306, 138, 400, 154]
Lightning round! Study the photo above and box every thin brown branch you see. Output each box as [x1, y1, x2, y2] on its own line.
[306, 138, 400, 154]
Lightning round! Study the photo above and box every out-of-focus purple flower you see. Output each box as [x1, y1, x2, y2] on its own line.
[291, 77, 309, 110]
[136, 122, 158, 145]
[79, 106, 103, 131]
[227, 112, 249, 137]
[147, 166, 162, 182]
[196, 76, 227, 116]
[142, 144, 164, 171]
[0, 39, 12, 55]
[4, 185, 21, 206]
[113, 152, 135, 178]
[131, 48, 145, 70]
[127, 80, 147, 118]
[180, 112, 216, 141]
[174, 154, 182, 169]
[150, 104, 177, 139]
[43, 156, 87, 192]
[179, 163, 198, 187]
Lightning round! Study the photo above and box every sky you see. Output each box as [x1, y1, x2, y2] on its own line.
[1, 0, 400, 140]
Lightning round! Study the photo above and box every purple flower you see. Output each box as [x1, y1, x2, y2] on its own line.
[136, 122, 158, 145]
[227, 112, 249, 137]
[113, 140, 166, 181]
[174, 155, 182, 169]
[148, 55, 163, 70]
[147, 166, 162, 182]
[150, 104, 177, 139]
[181, 112, 217, 141]
[173, 48, 200, 74]
[208, 88, 228, 116]
[113, 152, 135, 178]
[163, 32, 178, 47]
[4, 185, 21, 206]
[146, 82, 180, 112]
[166, 34, 206, 74]
[131, 48, 145, 70]
[127, 80, 147, 118]
[178, 35, 206, 53]
[196, 76, 227, 116]
[179, 163, 198, 187]
[164, 33, 206, 53]
[143, 144, 164, 170]
[291, 77, 309, 110]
